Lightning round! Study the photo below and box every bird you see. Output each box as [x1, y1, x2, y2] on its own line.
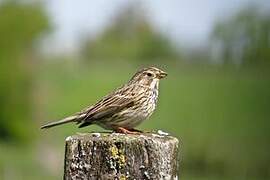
[41, 66, 167, 134]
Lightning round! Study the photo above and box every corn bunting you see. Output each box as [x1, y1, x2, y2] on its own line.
[41, 67, 167, 134]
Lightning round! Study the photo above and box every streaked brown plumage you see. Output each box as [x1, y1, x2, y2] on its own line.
[41, 67, 167, 134]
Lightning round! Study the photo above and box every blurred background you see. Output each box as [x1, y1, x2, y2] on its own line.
[0, 0, 270, 179]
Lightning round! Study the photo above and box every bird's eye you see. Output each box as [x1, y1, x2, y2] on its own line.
[147, 72, 153, 77]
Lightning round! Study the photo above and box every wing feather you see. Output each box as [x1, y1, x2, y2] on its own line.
[77, 87, 135, 128]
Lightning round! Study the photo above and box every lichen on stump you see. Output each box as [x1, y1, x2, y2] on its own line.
[64, 132, 179, 180]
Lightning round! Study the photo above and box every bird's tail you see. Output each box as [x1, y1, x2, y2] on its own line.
[41, 114, 85, 129]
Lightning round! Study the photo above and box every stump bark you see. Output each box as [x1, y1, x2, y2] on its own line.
[64, 132, 179, 180]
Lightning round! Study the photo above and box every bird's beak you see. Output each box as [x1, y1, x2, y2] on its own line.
[158, 71, 167, 79]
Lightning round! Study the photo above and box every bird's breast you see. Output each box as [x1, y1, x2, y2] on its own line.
[140, 88, 159, 117]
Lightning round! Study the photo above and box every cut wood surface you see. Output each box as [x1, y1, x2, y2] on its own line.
[64, 132, 180, 180]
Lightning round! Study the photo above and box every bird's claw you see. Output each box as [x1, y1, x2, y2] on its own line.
[115, 127, 141, 134]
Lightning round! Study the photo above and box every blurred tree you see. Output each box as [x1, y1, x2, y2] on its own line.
[211, 5, 270, 66]
[0, 1, 50, 143]
[81, 3, 179, 62]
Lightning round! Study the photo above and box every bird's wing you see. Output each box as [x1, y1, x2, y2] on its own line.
[78, 93, 134, 127]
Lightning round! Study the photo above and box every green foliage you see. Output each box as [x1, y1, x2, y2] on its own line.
[81, 4, 179, 62]
[0, 1, 50, 142]
[211, 5, 270, 66]
[0, 2, 269, 179]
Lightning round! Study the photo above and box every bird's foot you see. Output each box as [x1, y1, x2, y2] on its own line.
[128, 128, 143, 133]
[130, 128, 153, 133]
[115, 127, 141, 134]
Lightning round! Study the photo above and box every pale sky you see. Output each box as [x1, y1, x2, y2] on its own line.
[43, 0, 269, 54]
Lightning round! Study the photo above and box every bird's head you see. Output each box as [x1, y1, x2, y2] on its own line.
[129, 67, 167, 89]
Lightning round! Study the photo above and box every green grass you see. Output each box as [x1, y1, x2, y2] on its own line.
[1, 61, 270, 179]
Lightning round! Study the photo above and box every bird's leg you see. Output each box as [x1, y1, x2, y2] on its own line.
[129, 128, 154, 133]
[128, 128, 143, 133]
[115, 127, 140, 134]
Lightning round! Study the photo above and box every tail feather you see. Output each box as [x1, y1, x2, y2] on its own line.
[41, 114, 85, 129]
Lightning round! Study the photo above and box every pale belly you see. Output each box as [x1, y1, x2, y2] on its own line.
[97, 107, 154, 130]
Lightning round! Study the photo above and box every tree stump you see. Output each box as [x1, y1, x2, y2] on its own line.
[64, 132, 180, 180]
